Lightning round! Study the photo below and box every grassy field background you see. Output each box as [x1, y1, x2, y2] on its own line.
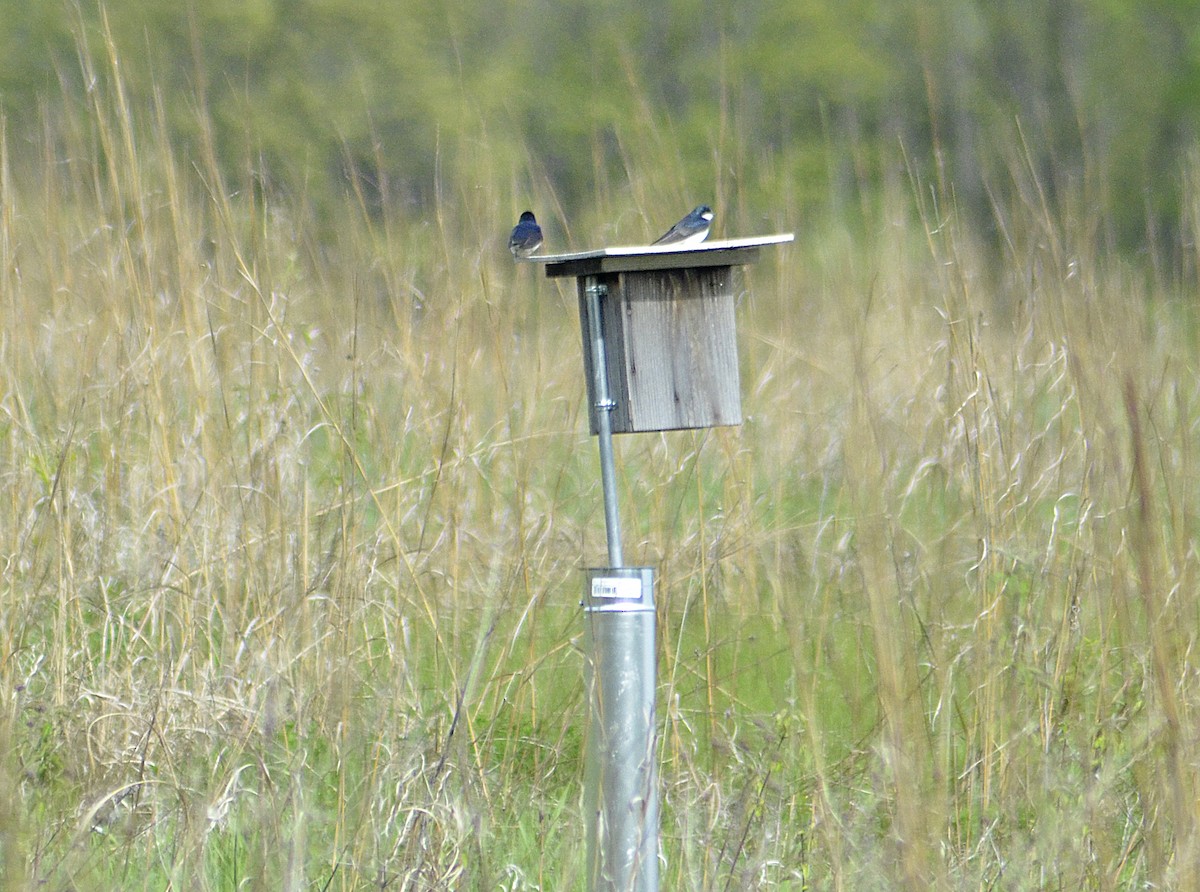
[3, 43, 1200, 892]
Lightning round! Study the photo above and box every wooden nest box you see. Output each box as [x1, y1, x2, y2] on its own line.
[540, 234, 793, 434]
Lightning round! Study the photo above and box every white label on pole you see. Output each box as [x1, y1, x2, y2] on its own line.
[591, 576, 642, 600]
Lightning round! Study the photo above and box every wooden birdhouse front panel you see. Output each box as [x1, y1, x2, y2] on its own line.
[577, 266, 742, 434]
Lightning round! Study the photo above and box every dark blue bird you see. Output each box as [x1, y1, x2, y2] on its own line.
[652, 204, 714, 246]
[509, 210, 544, 259]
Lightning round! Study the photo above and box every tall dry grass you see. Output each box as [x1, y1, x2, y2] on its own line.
[4, 33, 1200, 892]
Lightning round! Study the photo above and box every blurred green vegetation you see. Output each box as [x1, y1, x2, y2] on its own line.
[2, 0, 1198, 255]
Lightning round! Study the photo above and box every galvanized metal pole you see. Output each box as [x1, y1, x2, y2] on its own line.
[584, 277, 624, 568]
[582, 277, 658, 892]
[584, 568, 659, 892]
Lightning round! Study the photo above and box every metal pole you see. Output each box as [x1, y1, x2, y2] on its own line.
[584, 277, 624, 568]
[582, 277, 658, 892]
[584, 568, 658, 892]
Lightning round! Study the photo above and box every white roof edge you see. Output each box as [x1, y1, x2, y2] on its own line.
[530, 233, 795, 263]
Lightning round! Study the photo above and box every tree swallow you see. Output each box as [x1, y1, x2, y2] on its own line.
[509, 210, 544, 259]
[652, 204, 714, 246]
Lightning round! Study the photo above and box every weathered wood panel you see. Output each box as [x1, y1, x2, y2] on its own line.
[577, 267, 741, 434]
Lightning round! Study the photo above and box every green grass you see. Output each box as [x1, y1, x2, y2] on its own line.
[4, 39, 1200, 892]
